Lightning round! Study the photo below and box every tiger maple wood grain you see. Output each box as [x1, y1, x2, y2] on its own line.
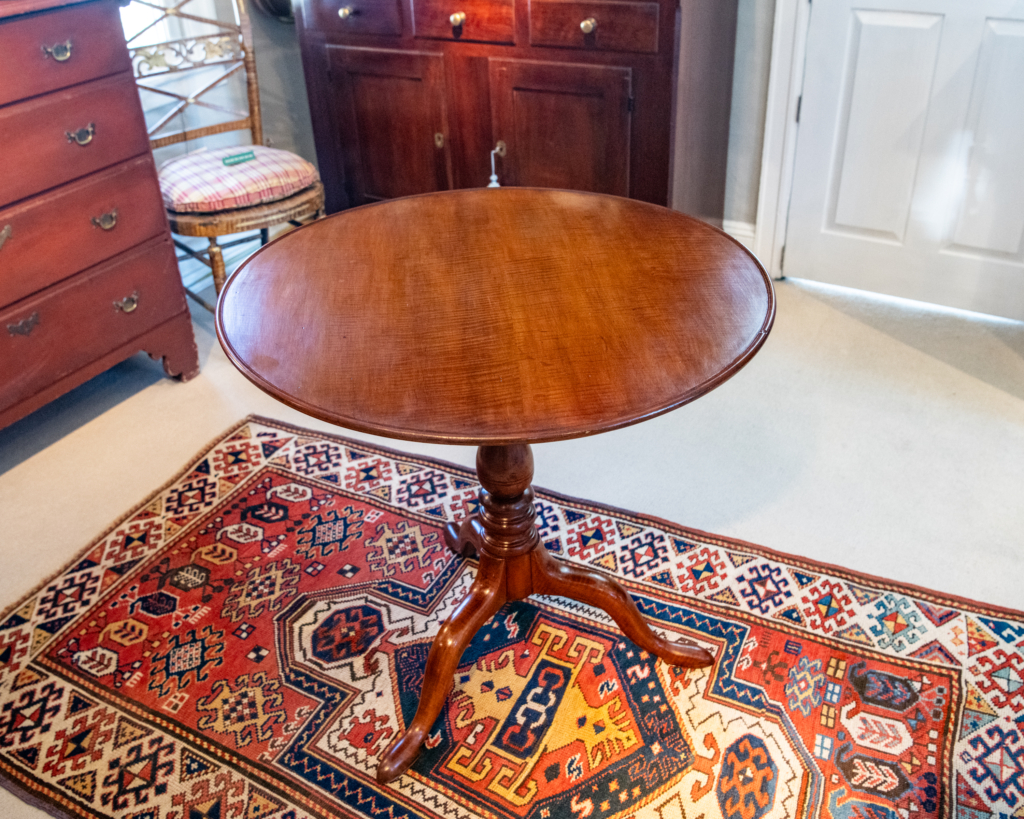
[217, 187, 774, 445]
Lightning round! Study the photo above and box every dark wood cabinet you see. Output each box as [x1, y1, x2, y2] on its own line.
[327, 47, 452, 201]
[490, 59, 631, 196]
[296, 0, 737, 217]
[0, 0, 199, 430]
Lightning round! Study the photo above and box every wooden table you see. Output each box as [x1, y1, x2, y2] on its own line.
[216, 187, 774, 784]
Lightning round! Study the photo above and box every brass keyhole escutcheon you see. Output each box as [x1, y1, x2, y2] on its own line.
[43, 40, 72, 61]
[114, 292, 140, 313]
[92, 210, 118, 231]
[435, 132, 445, 149]
[494, 140, 507, 157]
[580, 17, 597, 34]
[66, 123, 95, 146]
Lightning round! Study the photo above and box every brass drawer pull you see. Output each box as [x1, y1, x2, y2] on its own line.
[91, 209, 118, 231]
[42, 40, 73, 61]
[450, 11, 466, 26]
[0, 224, 10, 252]
[7, 312, 39, 337]
[66, 123, 95, 146]
[338, 5, 355, 18]
[580, 17, 597, 34]
[114, 291, 140, 313]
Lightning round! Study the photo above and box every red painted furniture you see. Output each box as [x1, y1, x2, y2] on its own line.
[0, 0, 198, 429]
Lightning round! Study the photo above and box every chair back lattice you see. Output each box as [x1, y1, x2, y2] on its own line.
[125, 0, 263, 150]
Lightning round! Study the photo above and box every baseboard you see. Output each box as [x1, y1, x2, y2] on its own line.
[722, 219, 756, 250]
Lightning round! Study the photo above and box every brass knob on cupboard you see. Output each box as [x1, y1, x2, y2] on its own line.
[580, 17, 597, 33]
[450, 11, 466, 26]
[338, 6, 354, 18]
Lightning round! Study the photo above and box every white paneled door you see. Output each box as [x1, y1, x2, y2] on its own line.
[784, 0, 1024, 320]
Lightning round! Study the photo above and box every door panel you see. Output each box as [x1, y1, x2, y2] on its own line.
[951, 19, 1024, 256]
[326, 47, 452, 203]
[489, 59, 631, 196]
[785, 0, 1024, 320]
[830, 11, 943, 241]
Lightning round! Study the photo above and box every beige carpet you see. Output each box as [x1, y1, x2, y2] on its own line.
[0, 277, 1022, 816]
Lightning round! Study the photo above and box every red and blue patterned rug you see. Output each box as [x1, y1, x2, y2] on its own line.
[1, 417, 1021, 819]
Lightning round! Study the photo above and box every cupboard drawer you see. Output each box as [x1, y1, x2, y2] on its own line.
[529, 0, 658, 54]
[312, 0, 403, 36]
[0, 156, 167, 307]
[413, 0, 514, 44]
[0, 72, 149, 208]
[0, 1, 131, 108]
[0, 236, 184, 411]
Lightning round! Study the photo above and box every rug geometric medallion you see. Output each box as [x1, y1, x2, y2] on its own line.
[1, 417, 1022, 819]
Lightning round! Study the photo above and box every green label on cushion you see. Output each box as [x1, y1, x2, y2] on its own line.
[223, 150, 256, 166]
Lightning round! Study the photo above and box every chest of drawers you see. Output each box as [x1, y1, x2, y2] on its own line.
[0, 0, 199, 430]
[295, 0, 738, 217]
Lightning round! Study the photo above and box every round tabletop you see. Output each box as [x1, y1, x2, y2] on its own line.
[216, 188, 775, 446]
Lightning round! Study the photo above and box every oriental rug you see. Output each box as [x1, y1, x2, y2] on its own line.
[1, 417, 1022, 819]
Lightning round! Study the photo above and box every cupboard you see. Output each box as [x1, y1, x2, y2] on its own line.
[295, 0, 738, 216]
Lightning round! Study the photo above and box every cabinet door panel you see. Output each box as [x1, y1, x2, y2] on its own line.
[327, 47, 452, 203]
[489, 59, 631, 196]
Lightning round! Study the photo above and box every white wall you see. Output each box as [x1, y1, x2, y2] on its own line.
[723, 0, 776, 226]
[248, 10, 319, 165]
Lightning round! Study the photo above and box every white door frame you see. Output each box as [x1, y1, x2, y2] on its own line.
[753, 0, 813, 277]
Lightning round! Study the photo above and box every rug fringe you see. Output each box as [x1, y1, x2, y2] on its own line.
[0, 760, 83, 819]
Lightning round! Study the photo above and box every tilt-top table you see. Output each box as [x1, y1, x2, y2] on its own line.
[216, 187, 775, 784]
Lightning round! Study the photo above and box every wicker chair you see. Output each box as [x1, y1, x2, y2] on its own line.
[125, 0, 324, 304]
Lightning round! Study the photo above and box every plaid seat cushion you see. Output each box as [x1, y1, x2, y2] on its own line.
[158, 145, 319, 213]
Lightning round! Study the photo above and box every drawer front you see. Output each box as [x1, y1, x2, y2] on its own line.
[0, 156, 167, 307]
[0, 73, 149, 209]
[312, 0, 403, 36]
[529, 0, 658, 53]
[0, 236, 184, 411]
[413, 0, 514, 44]
[0, 1, 132, 108]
